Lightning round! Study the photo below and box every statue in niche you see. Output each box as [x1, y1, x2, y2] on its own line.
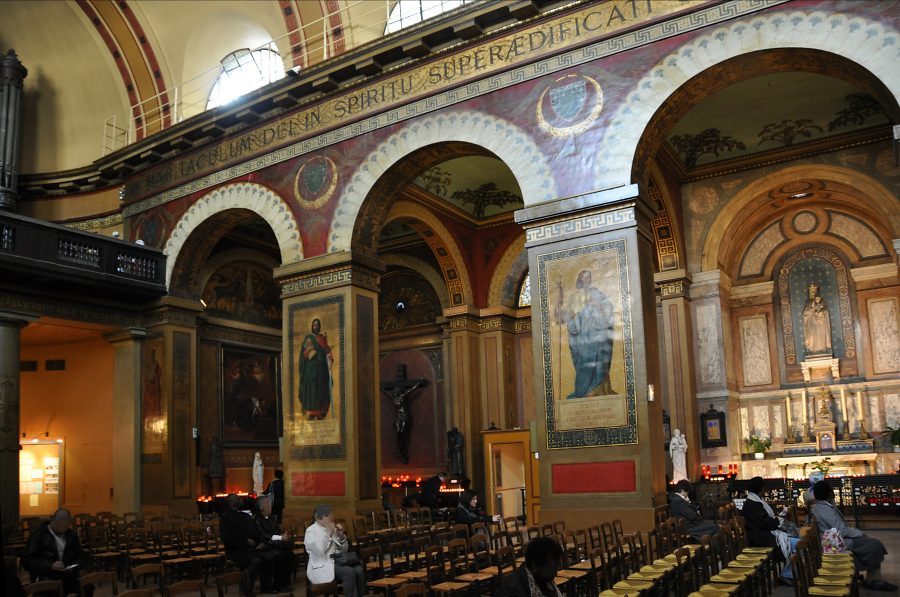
[252, 452, 264, 494]
[669, 428, 688, 483]
[380, 365, 428, 464]
[816, 385, 834, 423]
[803, 283, 832, 356]
[447, 427, 465, 476]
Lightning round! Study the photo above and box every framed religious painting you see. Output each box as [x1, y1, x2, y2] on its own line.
[221, 346, 281, 446]
[700, 404, 727, 448]
[287, 295, 346, 460]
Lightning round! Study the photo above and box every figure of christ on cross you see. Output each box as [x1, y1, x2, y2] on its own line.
[380, 364, 428, 464]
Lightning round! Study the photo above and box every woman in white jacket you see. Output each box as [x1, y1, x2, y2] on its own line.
[304, 505, 365, 596]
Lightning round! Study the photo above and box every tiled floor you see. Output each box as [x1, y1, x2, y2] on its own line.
[14, 529, 899, 596]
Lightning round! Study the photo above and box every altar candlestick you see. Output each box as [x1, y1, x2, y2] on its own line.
[840, 388, 848, 420]
[785, 393, 792, 427]
[801, 389, 808, 426]
[856, 391, 864, 421]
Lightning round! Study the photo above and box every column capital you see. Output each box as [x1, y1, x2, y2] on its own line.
[275, 251, 385, 297]
[104, 327, 148, 344]
[654, 269, 692, 300]
[690, 269, 732, 299]
[145, 297, 202, 329]
[0, 310, 37, 327]
[444, 309, 481, 333]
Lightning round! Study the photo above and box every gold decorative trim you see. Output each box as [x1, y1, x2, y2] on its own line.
[65, 213, 123, 231]
[525, 207, 635, 244]
[279, 266, 380, 297]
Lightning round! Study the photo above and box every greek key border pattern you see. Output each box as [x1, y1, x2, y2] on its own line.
[65, 213, 124, 231]
[526, 208, 635, 244]
[124, 0, 784, 217]
[280, 267, 379, 296]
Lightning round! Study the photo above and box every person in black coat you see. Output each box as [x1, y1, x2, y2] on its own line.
[254, 495, 293, 591]
[741, 477, 784, 561]
[265, 469, 286, 523]
[497, 536, 563, 597]
[455, 490, 495, 526]
[23, 509, 88, 597]
[418, 472, 447, 508]
[220, 494, 279, 596]
[668, 480, 720, 541]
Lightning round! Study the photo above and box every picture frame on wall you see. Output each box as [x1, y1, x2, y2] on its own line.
[700, 404, 727, 448]
[221, 346, 281, 446]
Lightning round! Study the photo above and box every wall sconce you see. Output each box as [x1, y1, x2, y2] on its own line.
[648, 384, 655, 402]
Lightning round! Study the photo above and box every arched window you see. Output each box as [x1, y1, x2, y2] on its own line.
[385, 1, 473, 34]
[207, 48, 285, 110]
[518, 273, 531, 308]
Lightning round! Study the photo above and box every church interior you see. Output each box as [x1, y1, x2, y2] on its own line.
[1, 0, 899, 591]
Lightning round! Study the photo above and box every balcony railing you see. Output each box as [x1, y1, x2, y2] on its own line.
[0, 210, 166, 298]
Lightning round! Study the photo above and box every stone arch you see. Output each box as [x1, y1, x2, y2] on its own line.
[486, 236, 527, 309]
[598, 10, 900, 190]
[383, 200, 474, 307]
[328, 111, 556, 253]
[163, 182, 302, 286]
[701, 164, 900, 274]
[382, 254, 450, 311]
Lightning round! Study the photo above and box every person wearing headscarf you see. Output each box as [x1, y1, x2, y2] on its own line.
[810, 481, 895, 591]
[742, 477, 799, 582]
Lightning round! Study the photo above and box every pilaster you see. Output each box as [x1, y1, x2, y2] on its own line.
[515, 185, 664, 532]
[444, 308, 485, 488]
[478, 308, 520, 430]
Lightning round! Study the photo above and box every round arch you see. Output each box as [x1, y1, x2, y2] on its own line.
[328, 110, 556, 254]
[486, 235, 527, 309]
[383, 199, 474, 307]
[163, 182, 303, 286]
[381, 254, 450, 311]
[701, 164, 899, 273]
[597, 9, 900, 190]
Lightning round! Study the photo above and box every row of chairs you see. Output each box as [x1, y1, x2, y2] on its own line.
[17, 568, 255, 597]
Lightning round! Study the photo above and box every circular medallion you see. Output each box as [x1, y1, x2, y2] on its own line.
[132, 211, 165, 247]
[792, 210, 818, 234]
[294, 155, 338, 209]
[536, 74, 603, 138]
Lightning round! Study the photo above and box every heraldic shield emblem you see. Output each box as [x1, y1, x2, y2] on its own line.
[550, 79, 586, 122]
[294, 155, 338, 209]
[537, 74, 603, 138]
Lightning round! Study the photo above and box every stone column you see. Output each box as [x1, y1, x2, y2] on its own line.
[445, 308, 486, 486]
[0, 50, 27, 212]
[478, 309, 519, 430]
[0, 311, 36, 527]
[515, 185, 664, 532]
[105, 327, 146, 515]
[275, 252, 384, 517]
[690, 270, 740, 462]
[654, 270, 700, 479]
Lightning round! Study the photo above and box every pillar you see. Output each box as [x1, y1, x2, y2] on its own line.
[105, 327, 146, 515]
[0, 310, 36, 527]
[275, 252, 384, 518]
[654, 270, 700, 479]
[0, 50, 27, 211]
[445, 308, 485, 486]
[515, 185, 665, 532]
[478, 310, 520, 430]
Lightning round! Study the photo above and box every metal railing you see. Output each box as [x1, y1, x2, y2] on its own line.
[100, 0, 478, 155]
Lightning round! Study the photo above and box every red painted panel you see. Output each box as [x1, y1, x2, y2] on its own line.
[292, 472, 346, 496]
[552, 461, 636, 493]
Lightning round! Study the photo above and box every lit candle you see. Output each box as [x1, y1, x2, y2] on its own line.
[801, 389, 808, 427]
[840, 388, 848, 421]
[785, 393, 793, 428]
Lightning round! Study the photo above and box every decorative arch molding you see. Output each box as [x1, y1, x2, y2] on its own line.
[197, 248, 279, 295]
[383, 200, 474, 307]
[381, 254, 450, 311]
[163, 182, 302, 286]
[328, 110, 556, 253]
[598, 10, 900, 190]
[701, 164, 900, 274]
[486, 235, 527, 309]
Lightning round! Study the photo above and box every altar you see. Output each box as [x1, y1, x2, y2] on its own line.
[775, 452, 879, 479]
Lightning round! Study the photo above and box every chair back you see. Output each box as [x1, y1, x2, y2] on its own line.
[395, 582, 426, 596]
[215, 571, 246, 597]
[167, 579, 205, 597]
[79, 571, 117, 597]
[118, 591, 153, 597]
[24, 580, 63, 597]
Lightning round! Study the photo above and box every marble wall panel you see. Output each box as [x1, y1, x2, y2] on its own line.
[752, 404, 770, 438]
[696, 301, 724, 387]
[739, 314, 772, 386]
[868, 297, 900, 374]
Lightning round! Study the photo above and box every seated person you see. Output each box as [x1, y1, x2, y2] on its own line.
[668, 480, 719, 541]
[810, 480, 896, 592]
[455, 490, 499, 526]
[416, 472, 447, 508]
[742, 477, 797, 579]
[220, 494, 278, 596]
[23, 509, 87, 597]
[803, 471, 825, 513]
[254, 495, 294, 591]
[497, 536, 563, 597]
[305, 504, 365, 597]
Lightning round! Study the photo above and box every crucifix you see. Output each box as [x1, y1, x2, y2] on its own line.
[380, 364, 428, 464]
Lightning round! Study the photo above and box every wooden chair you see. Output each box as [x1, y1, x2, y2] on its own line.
[394, 582, 426, 596]
[167, 579, 206, 597]
[78, 571, 117, 597]
[216, 570, 247, 597]
[118, 591, 153, 597]
[130, 563, 165, 591]
[23, 580, 63, 597]
[307, 580, 340, 596]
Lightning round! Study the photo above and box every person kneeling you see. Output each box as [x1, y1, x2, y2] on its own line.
[305, 504, 365, 597]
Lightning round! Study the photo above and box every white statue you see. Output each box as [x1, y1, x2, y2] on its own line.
[669, 428, 688, 483]
[252, 452, 264, 494]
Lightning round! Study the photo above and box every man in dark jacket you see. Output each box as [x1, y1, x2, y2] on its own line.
[265, 469, 286, 523]
[669, 480, 719, 541]
[417, 472, 447, 508]
[497, 536, 563, 597]
[220, 494, 278, 596]
[254, 495, 293, 591]
[23, 509, 87, 596]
